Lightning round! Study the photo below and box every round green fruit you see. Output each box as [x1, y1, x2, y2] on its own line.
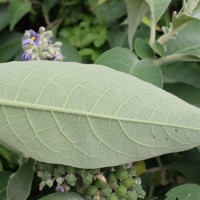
[87, 186, 99, 196]
[107, 194, 119, 200]
[82, 174, 93, 185]
[127, 191, 137, 200]
[66, 174, 76, 186]
[121, 178, 134, 189]
[116, 168, 128, 180]
[116, 185, 127, 198]
[95, 179, 107, 189]
[127, 167, 136, 177]
[65, 166, 76, 174]
[101, 185, 112, 197]
[108, 172, 117, 183]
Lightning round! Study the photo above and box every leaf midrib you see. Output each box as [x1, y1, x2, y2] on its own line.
[0, 99, 199, 132]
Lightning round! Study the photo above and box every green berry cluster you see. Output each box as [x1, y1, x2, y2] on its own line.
[36, 162, 145, 200]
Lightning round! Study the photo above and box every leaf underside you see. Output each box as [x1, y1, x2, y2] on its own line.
[0, 61, 200, 168]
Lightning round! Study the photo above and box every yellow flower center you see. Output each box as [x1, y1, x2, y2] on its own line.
[32, 36, 36, 41]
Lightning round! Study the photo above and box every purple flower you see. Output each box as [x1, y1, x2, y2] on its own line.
[22, 51, 32, 61]
[56, 185, 65, 192]
[23, 29, 40, 46]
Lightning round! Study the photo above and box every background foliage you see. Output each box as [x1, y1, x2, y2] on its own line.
[1, 0, 200, 199]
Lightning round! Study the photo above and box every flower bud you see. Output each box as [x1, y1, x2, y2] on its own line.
[46, 179, 54, 188]
[56, 177, 64, 185]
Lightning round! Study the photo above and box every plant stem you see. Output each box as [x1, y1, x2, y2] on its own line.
[149, 20, 156, 45]
[154, 54, 200, 67]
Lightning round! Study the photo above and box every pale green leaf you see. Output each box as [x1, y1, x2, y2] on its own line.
[165, 184, 200, 200]
[146, 0, 171, 44]
[39, 192, 84, 200]
[8, 0, 32, 30]
[7, 159, 35, 200]
[0, 172, 12, 200]
[0, 61, 200, 168]
[124, 0, 148, 49]
[146, 0, 172, 24]
[95, 47, 163, 87]
[165, 20, 200, 58]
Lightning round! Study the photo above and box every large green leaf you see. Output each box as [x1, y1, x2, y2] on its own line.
[95, 47, 163, 87]
[8, 0, 32, 30]
[124, 0, 148, 49]
[39, 192, 84, 200]
[7, 159, 35, 200]
[0, 171, 12, 200]
[165, 184, 200, 200]
[0, 61, 200, 168]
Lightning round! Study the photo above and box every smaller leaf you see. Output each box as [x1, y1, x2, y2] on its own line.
[161, 62, 200, 89]
[164, 83, 200, 108]
[0, 4, 8, 31]
[8, 0, 32, 30]
[38, 192, 84, 200]
[42, 0, 58, 15]
[0, 31, 22, 62]
[124, 0, 148, 49]
[7, 158, 35, 200]
[134, 37, 154, 59]
[95, 47, 163, 87]
[165, 183, 200, 200]
[166, 148, 200, 184]
[0, 171, 12, 200]
[150, 41, 165, 56]
[0, 160, 3, 172]
[146, 0, 172, 24]
[59, 39, 81, 62]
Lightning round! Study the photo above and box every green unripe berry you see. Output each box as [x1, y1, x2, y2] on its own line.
[66, 166, 76, 174]
[95, 179, 107, 189]
[127, 191, 137, 200]
[107, 194, 119, 200]
[127, 167, 136, 177]
[121, 178, 134, 189]
[85, 195, 93, 200]
[82, 174, 93, 185]
[116, 185, 127, 198]
[116, 168, 128, 181]
[66, 174, 76, 186]
[55, 165, 65, 174]
[101, 185, 112, 197]
[108, 172, 117, 183]
[110, 182, 118, 190]
[87, 186, 99, 196]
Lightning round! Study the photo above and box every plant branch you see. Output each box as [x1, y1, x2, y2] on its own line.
[154, 54, 200, 67]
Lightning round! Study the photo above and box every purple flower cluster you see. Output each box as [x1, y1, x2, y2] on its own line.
[22, 27, 63, 61]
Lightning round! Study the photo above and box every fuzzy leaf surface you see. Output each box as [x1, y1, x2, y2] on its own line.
[0, 61, 200, 168]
